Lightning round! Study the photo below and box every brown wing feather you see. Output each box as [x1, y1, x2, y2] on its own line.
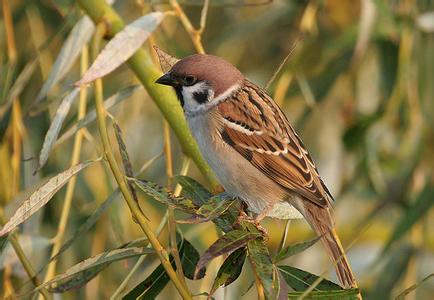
[218, 80, 333, 208]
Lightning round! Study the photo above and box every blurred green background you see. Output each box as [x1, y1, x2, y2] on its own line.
[0, 0, 433, 299]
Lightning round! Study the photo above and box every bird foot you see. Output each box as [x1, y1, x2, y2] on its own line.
[236, 213, 268, 239]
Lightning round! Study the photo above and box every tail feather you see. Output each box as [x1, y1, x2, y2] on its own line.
[302, 201, 357, 289]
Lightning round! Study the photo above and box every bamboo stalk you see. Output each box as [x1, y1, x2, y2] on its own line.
[90, 22, 192, 300]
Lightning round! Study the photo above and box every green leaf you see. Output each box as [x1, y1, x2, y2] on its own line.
[180, 238, 205, 280]
[210, 247, 247, 295]
[248, 238, 277, 299]
[0, 158, 99, 237]
[0, 235, 8, 255]
[110, 116, 139, 205]
[287, 288, 360, 299]
[123, 237, 204, 299]
[273, 236, 320, 263]
[278, 265, 342, 292]
[195, 230, 261, 278]
[178, 194, 239, 224]
[46, 247, 153, 293]
[173, 175, 212, 206]
[383, 184, 434, 253]
[131, 178, 197, 214]
[35, 88, 80, 172]
[123, 257, 170, 299]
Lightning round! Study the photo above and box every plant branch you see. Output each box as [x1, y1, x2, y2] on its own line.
[169, 0, 206, 54]
[90, 22, 191, 300]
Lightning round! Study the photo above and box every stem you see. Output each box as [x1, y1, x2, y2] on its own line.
[169, 0, 206, 54]
[76, 0, 218, 189]
[91, 22, 192, 300]
[40, 45, 89, 297]
[164, 121, 187, 286]
[1, 1, 50, 299]
[0, 211, 52, 300]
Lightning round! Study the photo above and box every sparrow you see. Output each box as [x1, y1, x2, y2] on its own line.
[156, 53, 357, 289]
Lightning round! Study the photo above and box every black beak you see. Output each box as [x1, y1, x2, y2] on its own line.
[155, 73, 177, 86]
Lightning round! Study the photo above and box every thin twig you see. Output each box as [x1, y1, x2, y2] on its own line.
[164, 120, 187, 287]
[169, 0, 206, 54]
[265, 38, 300, 90]
[198, 0, 210, 34]
[110, 210, 170, 299]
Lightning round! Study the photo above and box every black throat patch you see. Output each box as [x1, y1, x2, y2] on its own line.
[193, 90, 209, 104]
[173, 86, 184, 107]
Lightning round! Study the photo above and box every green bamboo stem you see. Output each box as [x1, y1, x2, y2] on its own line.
[76, 0, 219, 190]
[90, 23, 191, 300]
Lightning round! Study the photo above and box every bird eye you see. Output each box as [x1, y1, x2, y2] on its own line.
[183, 75, 197, 86]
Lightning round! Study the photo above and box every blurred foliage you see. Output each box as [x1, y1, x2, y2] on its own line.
[0, 0, 434, 299]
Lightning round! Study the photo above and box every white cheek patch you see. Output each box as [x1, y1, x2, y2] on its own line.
[181, 82, 214, 112]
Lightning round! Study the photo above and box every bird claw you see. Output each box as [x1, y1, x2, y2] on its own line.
[236, 214, 269, 239]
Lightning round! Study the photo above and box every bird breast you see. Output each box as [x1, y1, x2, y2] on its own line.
[186, 109, 303, 220]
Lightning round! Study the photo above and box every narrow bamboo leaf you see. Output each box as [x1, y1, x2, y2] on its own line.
[196, 194, 237, 220]
[35, 16, 95, 103]
[131, 178, 197, 213]
[178, 194, 238, 224]
[173, 175, 212, 206]
[247, 238, 275, 299]
[0, 235, 8, 255]
[181, 238, 205, 280]
[55, 85, 141, 147]
[278, 265, 342, 291]
[210, 247, 247, 295]
[0, 59, 38, 118]
[174, 176, 242, 232]
[383, 184, 434, 253]
[153, 46, 180, 73]
[76, 12, 164, 85]
[195, 230, 260, 278]
[0, 159, 98, 237]
[110, 116, 138, 203]
[35, 87, 80, 172]
[46, 247, 153, 293]
[287, 289, 360, 299]
[395, 273, 434, 300]
[123, 256, 171, 299]
[273, 236, 320, 263]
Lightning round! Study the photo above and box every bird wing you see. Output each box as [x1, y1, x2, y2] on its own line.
[217, 80, 333, 208]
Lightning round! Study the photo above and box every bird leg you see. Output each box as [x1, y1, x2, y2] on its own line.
[235, 204, 274, 238]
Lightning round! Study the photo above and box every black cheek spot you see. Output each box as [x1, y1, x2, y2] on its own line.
[193, 90, 209, 104]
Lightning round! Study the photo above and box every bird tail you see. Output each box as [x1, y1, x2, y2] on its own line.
[303, 202, 358, 289]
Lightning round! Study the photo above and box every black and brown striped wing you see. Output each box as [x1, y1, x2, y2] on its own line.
[217, 80, 333, 208]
